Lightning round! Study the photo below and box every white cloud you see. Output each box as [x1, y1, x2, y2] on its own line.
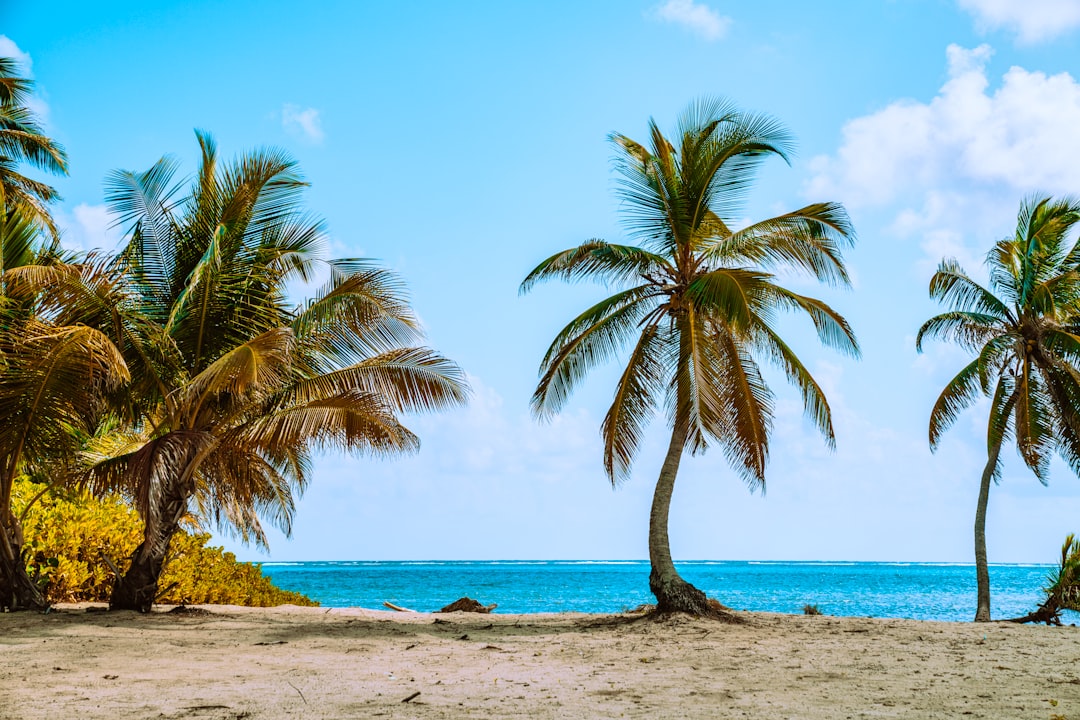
[55, 203, 123, 253]
[282, 103, 325, 143]
[0, 35, 32, 74]
[807, 44, 1080, 205]
[651, 0, 731, 41]
[806, 44, 1080, 270]
[958, 0, 1080, 43]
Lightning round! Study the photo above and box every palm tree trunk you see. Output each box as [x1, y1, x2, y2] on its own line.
[647, 419, 714, 616]
[110, 538, 171, 613]
[110, 476, 190, 612]
[974, 438, 1002, 623]
[0, 508, 46, 611]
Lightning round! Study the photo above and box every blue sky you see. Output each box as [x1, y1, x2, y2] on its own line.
[6, 0, 1080, 562]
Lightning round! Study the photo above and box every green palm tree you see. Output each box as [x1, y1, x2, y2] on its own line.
[0, 56, 68, 237]
[521, 99, 859, 615]
[87, 132, 468, 611]
[917, 195, 1080, 622]
[0, 209, 127, 610]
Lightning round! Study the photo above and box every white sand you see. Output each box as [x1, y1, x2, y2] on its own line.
[1, 604, 1078, 719]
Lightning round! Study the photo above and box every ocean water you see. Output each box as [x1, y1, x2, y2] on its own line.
[260, 560, 1078, 623]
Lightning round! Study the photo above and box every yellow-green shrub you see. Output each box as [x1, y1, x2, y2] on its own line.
[12, 479, 316, 607]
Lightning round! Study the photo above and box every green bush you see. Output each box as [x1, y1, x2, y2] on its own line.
[12, 479, 316, 607]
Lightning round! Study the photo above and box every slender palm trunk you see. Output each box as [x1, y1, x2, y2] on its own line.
[974, 438, 1002, 623]
[0, 507, 46, 611]
[647, 419, 713, 615]
[110, 476, 190, 612]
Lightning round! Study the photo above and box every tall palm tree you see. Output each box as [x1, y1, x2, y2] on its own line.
[0, 56, 68, 237]
[521, 99, 859, 615]
[88, 132, 468, 611]
[0, 209, 128, 610]
[917, 195, 1080, 622]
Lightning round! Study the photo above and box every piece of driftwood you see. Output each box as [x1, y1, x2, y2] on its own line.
[383, 601, 417, 612]
[436, 597, 497, 613]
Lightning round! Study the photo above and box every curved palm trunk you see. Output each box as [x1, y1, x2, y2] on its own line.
[974, 438, 1002, 623]
[647, 419, 713, 616]
[110, 476, 190, 612]
[0, 508, 45, 611]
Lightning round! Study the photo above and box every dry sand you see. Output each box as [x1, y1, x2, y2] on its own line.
[1, 604, 1079, 719]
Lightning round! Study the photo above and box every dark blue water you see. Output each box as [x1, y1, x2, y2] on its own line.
[260, 560, 1076, 622]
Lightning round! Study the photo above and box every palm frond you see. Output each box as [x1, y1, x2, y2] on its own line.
[703, 203, 855, 285]
[929, 260, 1013, 320]
[601, 322, 669, 483]
[752, 322, 835, 448]
[520, 240, 672, 293]
[532, 287, 660, 418]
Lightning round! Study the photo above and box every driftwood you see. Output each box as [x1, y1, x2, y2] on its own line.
[436, 597, 497, 613]
[383, 601, 417, 612]
[1005, 600, 1064, 625]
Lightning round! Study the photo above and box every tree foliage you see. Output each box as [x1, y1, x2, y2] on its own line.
[58, 131, 470, 611]
[0, 56, 68, 236]
[13, 478, 314, 606]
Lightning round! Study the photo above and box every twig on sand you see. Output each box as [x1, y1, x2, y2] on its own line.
[402, 691, 421, 703]
[286, 681, 307, 704]
[383, 601, 417, 612]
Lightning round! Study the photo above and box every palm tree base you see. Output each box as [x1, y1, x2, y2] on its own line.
[0, 515, 46, 613]
[1005, 602, 1061, 625]
[0, 532, 47, 611]
[0, 565, 46, 611]
[648, 567, 738, 620]
[110, 541, 166, 613]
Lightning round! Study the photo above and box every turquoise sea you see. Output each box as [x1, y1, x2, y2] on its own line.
[260, 560, 1077, 622]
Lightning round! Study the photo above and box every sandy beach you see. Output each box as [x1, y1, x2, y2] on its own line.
[1, 605, 1078, 719]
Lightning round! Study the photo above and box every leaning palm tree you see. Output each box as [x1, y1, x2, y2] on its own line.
[521, 98, 859, 616]
[0, 56, 68, 237]
[917, 195, 1080, 622]
[88, 132, 467, 611]
[1007, 533, 1080, 625]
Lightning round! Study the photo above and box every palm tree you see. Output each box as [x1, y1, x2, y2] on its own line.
[1007, 533, 1080, 625]
[521, 99, 859, 616]
[88, 132, 468, 611]
[0, 209, 128, 610]
[917, 195, 1080, 622]
[0, 56, 68, 237]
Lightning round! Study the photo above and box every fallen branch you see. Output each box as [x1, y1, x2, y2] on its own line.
[383, 601, 417, 612]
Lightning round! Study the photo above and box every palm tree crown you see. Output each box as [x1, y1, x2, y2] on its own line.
[522, 98, 858, 614]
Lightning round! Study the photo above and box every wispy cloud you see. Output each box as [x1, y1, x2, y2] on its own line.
[281, 103, 325, 143]
[958, 0, 1080, 43]
[0, 35, 32, 74]
[651, 0, 731, 41]
[0, 37, 53, 128]
[55, 203, 123, 253]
